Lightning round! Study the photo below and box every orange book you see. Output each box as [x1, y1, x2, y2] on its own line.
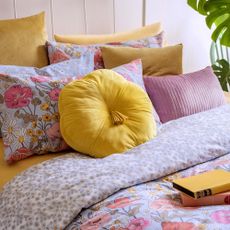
[172, 169, 230, 199]
[180, 191, 230, 207]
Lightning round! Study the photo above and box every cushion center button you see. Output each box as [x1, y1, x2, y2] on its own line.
[110, 111, 128, 125]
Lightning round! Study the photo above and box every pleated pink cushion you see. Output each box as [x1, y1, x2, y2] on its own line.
[144, 67, 226, 123]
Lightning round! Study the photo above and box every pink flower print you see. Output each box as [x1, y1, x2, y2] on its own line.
[49, 88, 61, 101]
[7, 147, 31, 163]
[80, 213, 111, 230]
[118, 72, 132, 82]
[46, 122, 62, 140]
[107, 197, 138, 209]
[30, 76, 50, 83]
[151, 198, 179, 210]
[126, 218, 149, 230]
[50, 49, 70, 64]
[46, 123, 69, 150]
[125, 60, 140, 72]
[94, 49, 104, 69]
[162, 222, 198, 230]
[108, 42, 122, 46]
[151, 198, 196, 210]
[211, 210, 230, 224]
[0, 73, 8, 77]
[59, 77, 74, 84]
[59, 140, 69, 151]
[4, 85, 33, 109]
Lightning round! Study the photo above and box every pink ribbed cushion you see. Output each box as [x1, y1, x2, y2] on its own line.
[144, 67, 226, 123]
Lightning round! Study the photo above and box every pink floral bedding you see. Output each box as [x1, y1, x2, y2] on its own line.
[67, 153, 230, 230]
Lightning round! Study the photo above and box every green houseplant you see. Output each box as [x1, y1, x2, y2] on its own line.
[187, 0, 230, 91]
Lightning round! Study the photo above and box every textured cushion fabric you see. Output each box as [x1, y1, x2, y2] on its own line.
[144, 67, 226, 123]
[101, 44, 183, 76]
[54, 22, 162, 44]
[59, 69, 156, 158]
[0, 59, 94, 163]
[47, 32, 164, 69]
[0, 12, 48, 68]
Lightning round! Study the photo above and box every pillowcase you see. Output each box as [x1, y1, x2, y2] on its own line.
[0, 59, 94, 138]
[0, 12, 48, 68]
[59, 69, 156, 158]
[144, 67, 226, 123]
[0, 59, 151, 163]
[54, 22, 162, 44]
[101, 44, 183, 76]
[0, 59, 94, 78]
[0, 59, 94, 163]
[47, 32, 164, 69]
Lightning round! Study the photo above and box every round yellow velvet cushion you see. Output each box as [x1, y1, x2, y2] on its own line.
[59, 69, 156, 158]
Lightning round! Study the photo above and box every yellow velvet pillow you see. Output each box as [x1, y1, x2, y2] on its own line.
[59, 69, 156, 158]
[0, 12, 48, 67]
[101, 44, 183, 76]
[54, 22, 162, 44]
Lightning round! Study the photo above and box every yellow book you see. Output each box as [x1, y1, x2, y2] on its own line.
[172, 169, 230, 199]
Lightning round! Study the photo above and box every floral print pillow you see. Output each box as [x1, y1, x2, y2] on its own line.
[0, 59, 148, 163]
[47, 32, 164, 69]
[113, 59, 146, 90]
[0, 74, 74, 163]
[0, 59, 95, 138]
[0, 59, 94, 78]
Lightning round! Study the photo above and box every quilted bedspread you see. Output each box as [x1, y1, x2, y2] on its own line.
[1, 105, 230, 230]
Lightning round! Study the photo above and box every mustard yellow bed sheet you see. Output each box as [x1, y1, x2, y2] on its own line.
[0, 139, 65, 189]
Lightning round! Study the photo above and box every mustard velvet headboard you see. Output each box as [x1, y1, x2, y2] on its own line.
[0, 0, 149, 39]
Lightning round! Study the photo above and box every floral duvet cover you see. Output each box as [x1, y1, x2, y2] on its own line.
[68, 152, 230, 230]
[1, 105, 230, 230]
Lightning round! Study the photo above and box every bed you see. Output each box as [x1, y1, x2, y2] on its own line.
[1, 1, 230, 230]
[1, 104, 230, 229]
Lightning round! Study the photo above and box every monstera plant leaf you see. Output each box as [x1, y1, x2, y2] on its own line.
[212, 59, 230, 91]
[188, 0, 230, 47]
[188, 0, 207, 15]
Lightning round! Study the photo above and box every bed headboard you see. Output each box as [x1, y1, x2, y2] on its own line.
[0, 0, 147, 39]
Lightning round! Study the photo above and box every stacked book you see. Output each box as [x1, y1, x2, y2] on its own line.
[172, 169, 230, 207]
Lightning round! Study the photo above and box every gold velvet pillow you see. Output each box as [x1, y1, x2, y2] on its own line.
[59, 70, 156, 158]
[0, 12, 48, 67]
[54, 22, 162, 45]
[101, 44, 183, 76]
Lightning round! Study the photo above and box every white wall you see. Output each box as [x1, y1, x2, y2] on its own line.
[0, 0, 144, 36]
[146, 0, 212, 73]
[0, 0, 212, 73]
